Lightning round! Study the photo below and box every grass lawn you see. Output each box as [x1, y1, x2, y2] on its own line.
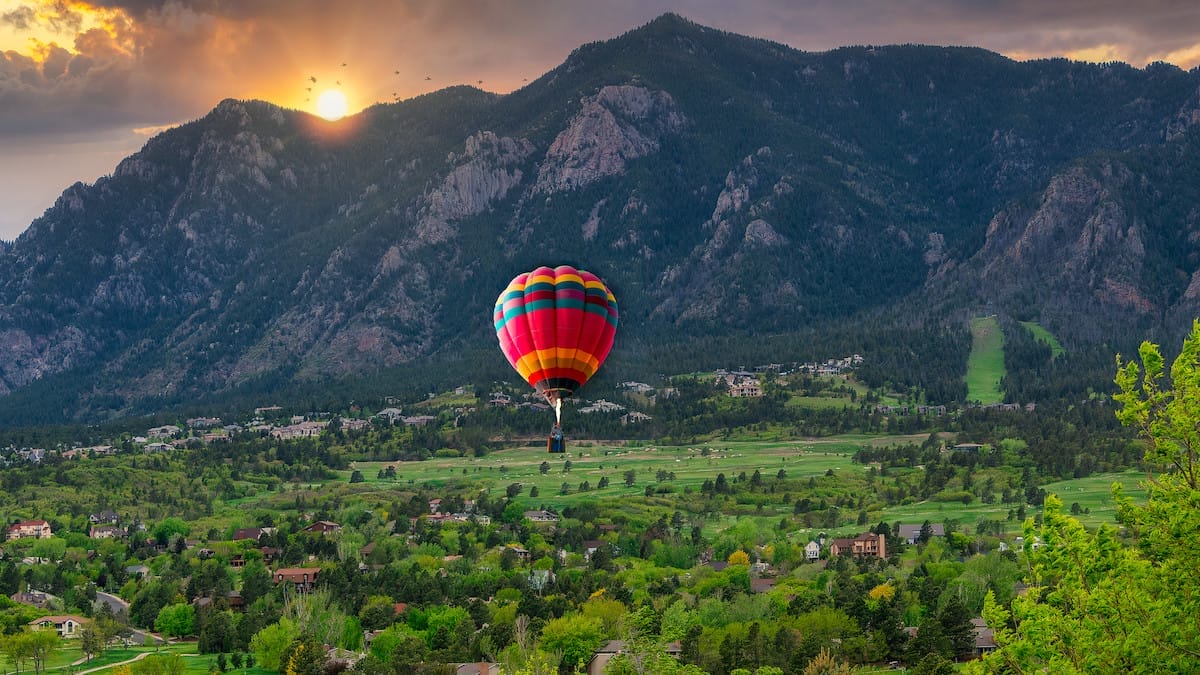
[966, 315, 1005, 405]
[1041, 470, 1147, 528]
[1020, 320, 1065, 358]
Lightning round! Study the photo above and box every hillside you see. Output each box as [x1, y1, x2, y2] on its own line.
[2, 13, 1200, 422]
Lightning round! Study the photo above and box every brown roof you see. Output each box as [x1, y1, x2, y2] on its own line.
[274, 567, 321, 583]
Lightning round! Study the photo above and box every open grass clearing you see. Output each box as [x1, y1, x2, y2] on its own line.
[966, 315, 1005, 405]
[1020, 320, 1065, 358]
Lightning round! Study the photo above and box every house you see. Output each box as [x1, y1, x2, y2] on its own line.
[187, 417, 222, 429]
[232, 527, 271, 542]
[274, 567, 322, 591]
[402, 415, 437, 427]
[805, 541, 822, 561]
[339, 418, 370, 432]
[302, 521, 341, 535]
[143, 442, 172, 453]
[829, 533, 887, 559]
[147, 425, 181, 438]
[523, 510, 559, 523]
[28, 615, 88, 638]
[89, 510, 119, 525]
[10, 590, 53, 608]
[271, 421, 326, 440]
[125, 564, 151, 578]
[750, 578, 776, 593]
[7, 519, 52, 540]
[898, 523, 947, 545]
[586, 640, 681, 675]
[376, 408, 405, 424]
[954, 443, 984, 453]
[621, 411, 653, 425]
[973, 618, 997, 658]
[428, 498, 443, 513]
[728, 380, 763, 397]
[89, 525, 125, 539]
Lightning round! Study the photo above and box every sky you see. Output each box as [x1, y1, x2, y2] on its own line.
[2, 1, 1200, 241]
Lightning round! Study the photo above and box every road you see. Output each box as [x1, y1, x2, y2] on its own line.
[93, 591, 166, 646]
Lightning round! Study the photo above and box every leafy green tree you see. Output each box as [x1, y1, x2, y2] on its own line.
[239, 560, 272, 606]
[25, 630, 60, 675]
[537, 613, 605, 671]
[1, 631, 35, 674]
[155, 603, 196, 638]
[79, 621, 105, 661]
[199, 610, 236, 654]
[972, 325, 1200, 673]
[250, 618, 301, 671]
[152, 517, 190, 545]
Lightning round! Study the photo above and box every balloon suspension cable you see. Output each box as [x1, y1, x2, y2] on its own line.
[554, 398, 562, 426]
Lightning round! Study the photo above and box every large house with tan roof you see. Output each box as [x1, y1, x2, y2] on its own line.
[7, 520, 52, 540]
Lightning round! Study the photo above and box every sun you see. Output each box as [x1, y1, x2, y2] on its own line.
[316, 89, 348, 121]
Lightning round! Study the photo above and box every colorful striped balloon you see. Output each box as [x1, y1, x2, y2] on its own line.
[493, 265, 619, 406]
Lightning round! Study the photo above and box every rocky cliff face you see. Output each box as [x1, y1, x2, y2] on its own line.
[2, 14, 1200, 420]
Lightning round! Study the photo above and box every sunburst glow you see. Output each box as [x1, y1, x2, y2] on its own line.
[316, 89, 348, 121]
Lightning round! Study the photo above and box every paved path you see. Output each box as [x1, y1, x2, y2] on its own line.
[73, 651, 150, 675]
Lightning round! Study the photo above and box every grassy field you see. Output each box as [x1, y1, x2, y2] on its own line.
[966, 316, 1006, 405]
[1041, 471, 1147, 528]
[1020, 320, 1065, 358]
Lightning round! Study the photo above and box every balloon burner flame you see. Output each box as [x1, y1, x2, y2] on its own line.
[554, 398, 562, 426]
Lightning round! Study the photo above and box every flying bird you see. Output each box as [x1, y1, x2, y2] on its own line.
[336, 80, 341, 86]
[309, 75, 316, 83]
[477, 80, 483, 84]
[425, 76, 431, 80]
[341, 62, 347, 67]
[394, 70, 400, 75]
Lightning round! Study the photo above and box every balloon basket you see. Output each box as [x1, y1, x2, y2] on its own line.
[547, 425, 565, 454]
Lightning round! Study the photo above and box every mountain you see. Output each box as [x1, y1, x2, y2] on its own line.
[2, 13, 1200, 422]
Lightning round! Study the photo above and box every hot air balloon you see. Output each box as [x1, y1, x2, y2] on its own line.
[493, 265, 618, 451]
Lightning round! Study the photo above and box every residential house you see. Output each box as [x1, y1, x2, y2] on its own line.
[829, 533, 887, 559]
[271, 421, 326, 440]
[376, 408, 404, 424]
[339, 418, 370, 432]
[523, 510, 559, 523]
[402, 415, 437, 427]
[750, 578, 777, 593]
[147, 425, 181, 438]
[125, 564, 150, 578]
[143, 442, 172, 453]
[187, 417, 222, 429]
[586, 640, 681, 675]
[302, 521, 341, 535]
[954, 443, 984, 453]
[7, 519, 52, 540]
[804, 541, 822, 561]
[578, 399, 625, 414]
[89, 525, 125, 539]
[728, 380, 763, 397]
[621, 411, 653, 425]
[274, 567, 322, 591]
[10, 591, 53, 608]
[89, 510, 119, 525]
[898, 523, 947, 545]
[232, 527, 271, 542]
[973, 618, 997, 658]
[28, 615, 88, 638]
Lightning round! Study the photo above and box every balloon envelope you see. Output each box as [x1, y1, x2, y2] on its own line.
[493, 265, 618, 403]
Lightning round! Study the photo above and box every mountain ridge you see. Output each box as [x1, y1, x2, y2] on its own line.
[2, 13, 1200, 422]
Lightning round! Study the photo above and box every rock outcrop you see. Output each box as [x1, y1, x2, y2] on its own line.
[534, 85, 684, 194]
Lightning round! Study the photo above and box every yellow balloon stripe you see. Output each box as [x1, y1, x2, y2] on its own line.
[514, 350, 601, 379]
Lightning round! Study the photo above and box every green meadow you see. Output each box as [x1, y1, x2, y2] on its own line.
[966, 315, 1006, 405]
[1020, 320, 1065, 358]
